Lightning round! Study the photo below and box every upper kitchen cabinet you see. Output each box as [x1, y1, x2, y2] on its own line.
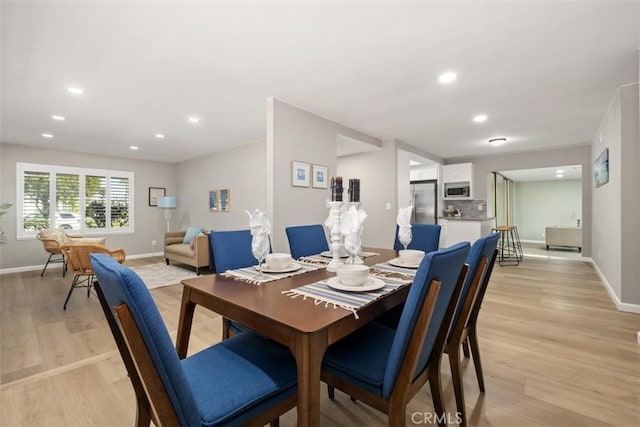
[442, 162, 473, 183]
[442, 162, 473, 199]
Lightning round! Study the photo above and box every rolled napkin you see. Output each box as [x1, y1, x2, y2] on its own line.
[246, 209, 271, 261]
[340, 206, 367, 257]
[397, 206, 413, 248]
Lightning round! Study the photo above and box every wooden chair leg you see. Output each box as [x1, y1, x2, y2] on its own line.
[269, 418, 280, 427]
[461, 337, 470, 358]
[388, 402, 407, 427]
[135, 398, 152, 427]
[327, 384, 335, 400]
[449, 347, 467, 427]
[222, 318, 230, 340]
[428, 359, 447, 427]
[468, 326, 485, 392]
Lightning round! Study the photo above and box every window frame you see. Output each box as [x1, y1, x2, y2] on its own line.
[16, 162, 135, 239]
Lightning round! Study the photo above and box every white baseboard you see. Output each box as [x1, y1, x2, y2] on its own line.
[520, 239, 545, 244]
[590, 261, 640, 314]
[0, 252, 161, 276]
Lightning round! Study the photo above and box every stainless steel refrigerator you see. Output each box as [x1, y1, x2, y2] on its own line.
[411, 180, 438, 224]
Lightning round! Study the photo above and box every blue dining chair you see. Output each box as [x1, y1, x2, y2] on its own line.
[90, 254, 297, 427]
[285, 224, 329, 259]
[393, 224, 441, 253]
[210, 229, 267, 338]
[444, 233, 499, 427]
[322, 242, 470, 426]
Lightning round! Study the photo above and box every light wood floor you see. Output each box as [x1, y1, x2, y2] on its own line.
[1, 256, 639, 426]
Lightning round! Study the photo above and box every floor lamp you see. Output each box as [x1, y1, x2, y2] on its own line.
[157, 196, 176, 232]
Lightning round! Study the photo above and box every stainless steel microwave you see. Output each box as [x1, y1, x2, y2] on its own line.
[444, 183, 470, 198]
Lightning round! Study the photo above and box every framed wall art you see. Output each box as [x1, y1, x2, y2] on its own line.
[149, 187, 166, 206]
[594, 148, 609, 188]
[291, 161, 310, 187]
[312, 164, 328, 189]
[219, 189, 230, 212]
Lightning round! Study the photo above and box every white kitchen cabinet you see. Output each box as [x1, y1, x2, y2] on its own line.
[439, 218, 495, 247]
[442, 163, 473, 183]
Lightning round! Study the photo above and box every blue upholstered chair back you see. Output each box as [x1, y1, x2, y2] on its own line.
[447, 233, 499, 342]
[211, 229, 262, 272]
[393, 224, 441, 253]
[90, 254, 199, 426]
[382, 241, 470, 398]
[286, 224, 329, 259]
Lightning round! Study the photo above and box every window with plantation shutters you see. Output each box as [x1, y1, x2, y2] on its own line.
[17, 163, 134, 238]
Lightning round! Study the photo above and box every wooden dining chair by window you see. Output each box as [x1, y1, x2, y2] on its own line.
[210, 229, 265, 339]
[60, 243, 125, 310]
[393, 224, 441, 253]
[90, 254, 297, 427]
[285, 224, 329, 259]
[443, 233, 499, 427]
[321, 242, 470, 427]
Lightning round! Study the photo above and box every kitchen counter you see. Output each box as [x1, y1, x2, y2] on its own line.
[439, 216, 495, 221]
[439, 217, 496, 247]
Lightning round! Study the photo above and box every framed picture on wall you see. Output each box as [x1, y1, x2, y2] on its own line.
[594, 148, 609, 188]
[312, 164, 328, 189]
[219, 189, 230, 212]
[149, 187, 165, 206]
[291, 161, 310, 187]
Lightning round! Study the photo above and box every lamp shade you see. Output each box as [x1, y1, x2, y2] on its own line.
[157, 196, 176, 209]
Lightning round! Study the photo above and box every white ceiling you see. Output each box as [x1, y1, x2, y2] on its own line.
[1, 1, 638, 163]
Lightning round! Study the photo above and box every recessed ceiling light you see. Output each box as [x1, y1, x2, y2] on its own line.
[438, 71, 457, 84]
[488, 137, 507, 146]
[473, 114, 488, 123]
[409, 160, 422, 166]
[556, 174, 564, 178]
[66, 87, 84, 95]
[556, 169, 564, 174]
[155, 134, 165, 139]
[130, 146, 139, 150]
[187, 116, 200, 123]
[42, 133, 53, 138]
[51, 115, 66, 121]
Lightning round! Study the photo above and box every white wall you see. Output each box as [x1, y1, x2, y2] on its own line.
[592, 83, 639, 307]
[0, 143, 174, 270]
[175, 141, 266, 232]
[267, 98, 381, 252]
[514, 179, 582, 241]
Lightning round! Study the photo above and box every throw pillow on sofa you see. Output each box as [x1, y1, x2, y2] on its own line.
[183, 227, 203, 244]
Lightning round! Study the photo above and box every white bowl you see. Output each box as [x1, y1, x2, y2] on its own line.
[399, 249, 425, 265]
[266, 253, 292, 270]
[336, 264, 370, 287]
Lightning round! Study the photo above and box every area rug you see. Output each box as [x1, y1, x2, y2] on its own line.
[129, 263, 198, 289]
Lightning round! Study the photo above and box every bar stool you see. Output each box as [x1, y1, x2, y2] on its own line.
[492, 225, 523, 266]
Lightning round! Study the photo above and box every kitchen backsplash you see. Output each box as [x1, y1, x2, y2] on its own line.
[442, 200, 488, 219]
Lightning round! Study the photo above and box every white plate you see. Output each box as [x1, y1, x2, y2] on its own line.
[388, 257, 421, 269]
[259, 263, 302, 273]
[321, 250, 350, 258]
[327, 276, 385, 292]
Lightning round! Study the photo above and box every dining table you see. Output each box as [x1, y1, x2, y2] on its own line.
[176, 248, 412, 427]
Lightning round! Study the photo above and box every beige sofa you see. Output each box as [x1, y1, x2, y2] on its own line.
[164, 230, 210, 275]
[545, 226, 582, 252]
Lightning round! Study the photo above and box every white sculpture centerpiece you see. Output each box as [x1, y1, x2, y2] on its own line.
[340, 205, 367, 265]
[397, 205, 413, 250]
[246, 209, 271, 280]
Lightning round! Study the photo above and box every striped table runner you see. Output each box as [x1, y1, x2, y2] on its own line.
[222, 262, 323, 285]
[281, 275, 411, 318]
[370, 262, 419, 278]
[298, 251, 380, 266]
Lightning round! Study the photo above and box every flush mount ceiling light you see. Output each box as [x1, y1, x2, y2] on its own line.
[51, 115, 65, 121]
[155, 134, 165, 139]
[66, 87, 84, 95]
[187, 116, 200, 123]
[473, 114, 488, 123]
[556, 174, 564, 178]
[42, 133, 53, 138]
[488, 137, 507, 146]
[130, 146, 139, 150]
[438, 71, 457, 84]
[556, 169, 564, 174]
